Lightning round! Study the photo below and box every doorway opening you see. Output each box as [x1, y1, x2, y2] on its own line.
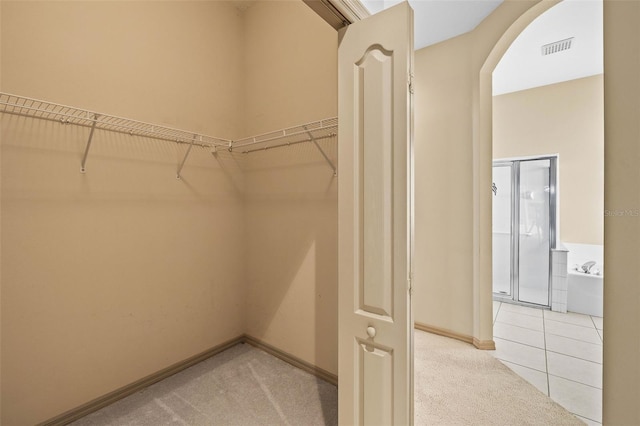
[488, 1, 604, 422]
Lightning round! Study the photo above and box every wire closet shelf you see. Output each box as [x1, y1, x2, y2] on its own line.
[0, 92, 338, 176]
[232, 117, 338, 175]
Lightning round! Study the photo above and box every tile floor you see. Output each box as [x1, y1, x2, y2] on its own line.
[491, 301, 603, 425]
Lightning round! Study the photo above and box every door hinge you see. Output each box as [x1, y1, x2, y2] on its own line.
[408, 277, 413, 296]
[408, 72, 415, 95]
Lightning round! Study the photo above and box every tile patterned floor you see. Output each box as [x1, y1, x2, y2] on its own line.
[491, 301, 603, 425]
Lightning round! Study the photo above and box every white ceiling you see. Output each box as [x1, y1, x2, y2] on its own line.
[361, 0, 503, 48]
[359, 0, 603, 96]
[492, 0, 603, 95]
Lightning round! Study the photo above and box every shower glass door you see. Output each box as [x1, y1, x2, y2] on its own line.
[518, 159, 551, 306]
[493, 157, 555, 307]
[492, 164, 513, 297]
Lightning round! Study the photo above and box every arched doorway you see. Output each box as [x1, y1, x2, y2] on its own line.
[478, 0, 604, 423]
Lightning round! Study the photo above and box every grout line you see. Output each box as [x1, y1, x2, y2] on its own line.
[542, 309, 550, 396]
[545, 348, 602, 365]
[544, 317, 599, 330]
[498, 307, 544, 319]
[498, 302, 545, 314]
[547, 372, 603, 390]
[495, 358, 548, 374]
[493, 336, 545, 351]
[591, 315, 604, 343]
[543, 330, 602, 346]
[574, 413, 603, 424]
[545, 332, 604, 346]
[494, 320, 544, 333]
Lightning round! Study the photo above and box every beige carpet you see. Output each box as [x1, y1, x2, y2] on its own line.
[71, 332, 583, 425]
[414, 330, 584, 425]
[71, 343, 337, 426]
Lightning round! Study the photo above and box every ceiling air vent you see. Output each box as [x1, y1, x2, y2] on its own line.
[541, 37, 574, 56]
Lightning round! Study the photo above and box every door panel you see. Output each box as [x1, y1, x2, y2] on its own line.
[358, 340, 393, 425]
[359, 45, 394, 319]
[338, 2, 414, 425]
[518, 159, 551, 305]
[492, 164, 513, 296]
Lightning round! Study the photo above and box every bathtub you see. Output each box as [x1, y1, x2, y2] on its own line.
[567, 270, 603, 317]
[565, 243, 603, 317]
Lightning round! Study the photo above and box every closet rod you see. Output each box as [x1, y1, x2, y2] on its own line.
[0, 92, 232, 174]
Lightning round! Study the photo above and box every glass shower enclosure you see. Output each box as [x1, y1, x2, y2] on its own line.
[492, 157, 557, 307]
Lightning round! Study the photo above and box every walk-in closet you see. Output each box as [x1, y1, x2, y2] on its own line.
[6, 1, 638, 424]
[0, 2, 339, 424]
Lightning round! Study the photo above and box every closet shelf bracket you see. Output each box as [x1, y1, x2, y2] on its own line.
[177, 134, 198, 179]
[80, 113, 100, 173]
[305, 126, 337, 176]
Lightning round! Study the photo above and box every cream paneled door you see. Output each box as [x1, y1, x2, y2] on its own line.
[338, 2, 414, 425]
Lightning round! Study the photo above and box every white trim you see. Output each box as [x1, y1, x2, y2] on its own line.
[329, 0, 371, 22]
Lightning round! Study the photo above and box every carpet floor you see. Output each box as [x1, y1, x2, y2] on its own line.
[414, 330, 583, 425]
[71, 343, 337, 426]
[72, 331, 583, 425]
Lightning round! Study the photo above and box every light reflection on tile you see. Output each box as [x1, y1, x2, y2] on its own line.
[549, 375, 602, 423]
[492, 337, 547, 372]
[492, 302, 604, 422]
[575, 414, 601, 426]
[545, 333, 603, 364]
[544, 319, 602, 344]
[494, 322, 545, 349]
[544, 310, 595, 328]
[547, 352, 602, 389]
[500, 360, 549, 396]
[498, 302, 544, 318]
[496, 310, 544, 332]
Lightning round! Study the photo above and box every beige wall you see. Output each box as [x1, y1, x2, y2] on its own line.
[413, 32, 475, 336]
[0, 1, 3, 423]
[242, 0, 338, 375]
[493, 75, 604, 246]
[2, 1, 338, 423]
[243, 0, 337, 136]
[414, 0, 640, 421]
[412, 0, 549, 339]
[603, 0, 640, 423]
[1, 2, 246, 424]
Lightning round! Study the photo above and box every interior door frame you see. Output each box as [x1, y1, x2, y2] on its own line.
[302, 0, 371, 30]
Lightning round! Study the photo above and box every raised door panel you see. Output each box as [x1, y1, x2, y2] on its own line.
[357, 46, 394, 320]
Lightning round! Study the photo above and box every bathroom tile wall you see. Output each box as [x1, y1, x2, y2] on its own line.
[551, 248, 569, 313]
